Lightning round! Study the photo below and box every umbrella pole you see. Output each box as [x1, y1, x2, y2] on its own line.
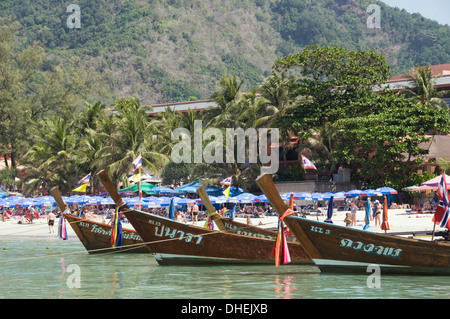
[432, 222, 436, 241]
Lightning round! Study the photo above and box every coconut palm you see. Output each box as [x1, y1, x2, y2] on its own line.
[204, 74, 244, 128]
[21, 117, 79, 193]
[93, 97, 169, 185]
[402, 65, 449, 109]
[258, 71, 299, 169]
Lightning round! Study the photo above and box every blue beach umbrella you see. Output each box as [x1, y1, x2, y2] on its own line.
[150, 186, 180, 196]
[295, 192, 312, 200]
[253, 194, 268, 203]
[234, 193, 256, 203]
[345, 189, 362, 198]
[360, 189, 379, 197]
[280, 193, 291, 201]
[376, 187, 398, 195]
[311, 193, 324, 201]
[324, 195, 334, 223]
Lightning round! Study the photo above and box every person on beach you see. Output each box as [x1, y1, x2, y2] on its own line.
[373, 200, 382, 227]
[192, 203, 199, 225]
[350, 202, 358, 226]
[47, 210, 56, 233]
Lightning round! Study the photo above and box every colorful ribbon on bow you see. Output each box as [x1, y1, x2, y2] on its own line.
[271, 208, 294, 267]
[58, 208, 70, 240]
[204, 211, 217, 230]
[111, 199, 126, 249]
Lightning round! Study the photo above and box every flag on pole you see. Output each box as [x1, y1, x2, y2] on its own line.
[301, 155, 317, 170]
[77, 172, 91, 184]
[223, 186, 231, 199]
[132, 172, 141, 183]
[432, 172, 450, 229]
[132, 154, 142, 173]
[72, 183, 88, 192]
[220, 176, 232, 186]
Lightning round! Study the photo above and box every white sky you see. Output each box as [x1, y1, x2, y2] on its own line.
[380, 0, 450, 25]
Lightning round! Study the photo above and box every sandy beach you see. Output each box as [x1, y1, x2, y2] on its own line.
[0, 208, 444, 240]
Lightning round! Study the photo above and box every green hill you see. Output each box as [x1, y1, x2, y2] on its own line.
[2, 0, 450, 104]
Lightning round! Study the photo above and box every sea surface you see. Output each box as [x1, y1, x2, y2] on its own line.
[0, 236, 448, 300]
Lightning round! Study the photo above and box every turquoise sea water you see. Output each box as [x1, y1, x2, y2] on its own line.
[0, 236, 449, 300]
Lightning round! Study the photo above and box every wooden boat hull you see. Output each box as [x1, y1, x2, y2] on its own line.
[65, 214, 149, 254]
[219, 218, 277, 240]
[123, 209, 312, 265]
[285, 215, 450, 275]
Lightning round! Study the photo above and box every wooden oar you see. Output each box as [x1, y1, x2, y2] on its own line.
[255, 174, 321, 259]
[50, 186, 68, 212]
[196, 186, 227, 231]
[97, 170, 130, 210]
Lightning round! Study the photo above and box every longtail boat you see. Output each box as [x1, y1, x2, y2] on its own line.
[50, 187, 149, 254]
[256, 174, 450, 275]
[97, 170, 311, 265]
[196, 186, 278, 240]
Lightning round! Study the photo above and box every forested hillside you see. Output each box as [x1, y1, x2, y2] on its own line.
[1, 0, 450, 104]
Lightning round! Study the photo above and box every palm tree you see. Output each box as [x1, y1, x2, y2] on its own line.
[258, 71, 299, 169]
[22, 117, 78, 193]
[93, 98, 169, 185]
[237, 89, 274, 129]
[204, 75, 244, 128]
[402, 65, 449, 109]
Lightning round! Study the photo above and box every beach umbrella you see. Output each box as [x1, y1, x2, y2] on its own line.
[412, 185, 437, 191]
[168, 197, 175, 219]
[280, 193, 291, 201]
[18, 199, 35, 207]
[363, 198, 371, 231]
[311, 192, 324, 201]
[175, 180, 202, 194]
[324, 196, 333, 223]
[234, 193, 256, 203]
[253, 194, 268, 203]
[149, 186, 180, 196]
[174, 197, 196, 206]
[294, 192, 312, 200]
[381, 196, 390, 232]
[360, 189, 379, 197]
[344, 189, 362, 197]
[119, 182, 156, 194]
[119, 191, 136, 197]
[420, 174, 450, 187]
[402, 185, 419, 191]
[376, 187, 398, 195]
[66, 195, 89, 205]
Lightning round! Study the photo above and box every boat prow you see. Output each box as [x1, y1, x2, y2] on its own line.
[285, 215, 450, 275]
[65, 214, 149, 254]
